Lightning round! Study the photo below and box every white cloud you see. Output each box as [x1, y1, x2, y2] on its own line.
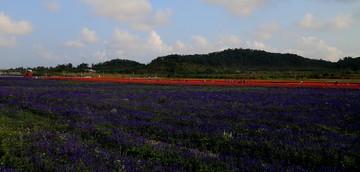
[102, 28, 173, 62]
[92, 50, 109, 62]
[330, 14, 356, 29]
[32, 45, 59, 60]
[96, 30, 346, 64]
[0, 36, 17, 48]
[172, 34, 243, 55]
[202, 0, 270, 16]
[253, 22, 280, 41]
[191, 35, 209, 47]
[79, 50, 111, 64]
[0, 12, 33, 35]
[64, 27, 98, 48]
[80, 27, 98, 44]
[297, 13, 355, 31]
[64, 40, 85, 48]
[93, 50, 107, 57]
[243, 40, 279, 53]
[155, 9, 173, 24]
[296, 36, 344, 61]
[113, 28, 139, 44]
[0, 12, 33, 48]
[148, 31, 172, 54]
[42, 1, 60, 12]
[245, 33, 345, 62]
[171, 35, 213, 54]
[174, 41, 186, 50]
[251, 41, 267, 50]
[109, 28, 142, 51]
[81, 0, 172, 31]
[217, 35, 242, 50]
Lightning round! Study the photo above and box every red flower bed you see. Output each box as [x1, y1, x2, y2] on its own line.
[43, 77, 360, 90]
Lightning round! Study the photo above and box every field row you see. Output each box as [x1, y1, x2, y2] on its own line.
[0, 77, 359, 171]
[44, 77, 360, 89]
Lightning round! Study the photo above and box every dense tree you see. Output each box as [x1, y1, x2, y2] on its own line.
[146, 48, 340, 74]
[92, 59, 145, 73]
[53, 63, 73, 72]
[336, 57, 360, 71]
[6, 48, 359, 77]
[76, 63, 89, 71]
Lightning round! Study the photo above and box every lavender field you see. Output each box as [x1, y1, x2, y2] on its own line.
[0, 77, 359, 171]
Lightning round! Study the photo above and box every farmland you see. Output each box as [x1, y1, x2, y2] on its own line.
[45, 77, 360, 90]
[0, 77, 359, 171]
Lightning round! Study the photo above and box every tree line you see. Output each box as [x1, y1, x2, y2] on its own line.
[5, 48, 360, 77]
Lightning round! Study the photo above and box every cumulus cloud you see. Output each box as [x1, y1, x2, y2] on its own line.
[32, 45, 59, 60]
[92, 50, 110, 62]
[155, 9, 173, 24]
[30, 45, 78, 67]
[173, 34, 243, 55]
[113, 29, 139, 44]
[191, 36, 209, 47]
[64, 41, 85, 48]
[245, 34, 345, 62]
[42, 1, 60, 12]
[218, 35, 243, 48]
[108, 28, 142, 52]
[202, 0, 270, 16]
[148, 31, 172, 54]
[95, 30, 346, 63]
[0, 12, 33, 35]
[102, 28, 172, 62]
[0, 12, 33, 48]
[80, 27, 98, 43]
[64, 27, 98, 48]
[81, 0, 172, 31]
[250, 41, 267, 50]
[297, 13, 355, 31]
[102, 30, 238, 63]
[253, 22, 280, 41]
[174, 41, 186, 50]
[295, 36, 344, 62]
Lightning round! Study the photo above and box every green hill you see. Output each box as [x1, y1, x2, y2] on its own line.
[79, 48, 360, 75]
[336, 57, 360, 71]
[145, 48, 339, 74]
[10, 48, 360, 79]
[92, 59, 145, 73]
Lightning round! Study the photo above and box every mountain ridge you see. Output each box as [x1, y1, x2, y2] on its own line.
[142, 48, 358, 74]
[8, 48, 360, 76]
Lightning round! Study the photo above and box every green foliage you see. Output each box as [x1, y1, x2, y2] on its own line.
[337, 57, 360, 71]
[0, 111, 50, 170]
[92, 59, 145, 73]
[145, 48, 344, 74]
[6, 48, 360, 78]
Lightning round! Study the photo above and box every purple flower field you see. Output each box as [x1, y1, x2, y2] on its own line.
[0, 77, 359, 171]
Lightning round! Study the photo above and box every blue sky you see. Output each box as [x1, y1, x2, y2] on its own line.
[1, 0, 360, 68]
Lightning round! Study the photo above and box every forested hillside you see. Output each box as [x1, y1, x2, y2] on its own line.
[92, 59, 145, 73]
[6, 48, 360, 77]
[144, 48, 338, 74]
